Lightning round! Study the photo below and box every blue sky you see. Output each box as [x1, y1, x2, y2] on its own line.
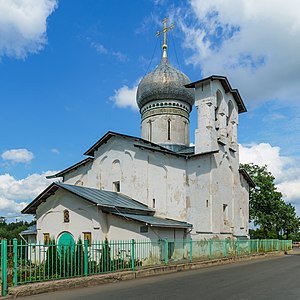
[0, 0, 299, 220]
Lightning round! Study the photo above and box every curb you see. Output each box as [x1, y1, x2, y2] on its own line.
[7, 251, 287, 298]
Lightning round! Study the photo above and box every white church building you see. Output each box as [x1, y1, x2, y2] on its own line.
[22, 24, 254, 245]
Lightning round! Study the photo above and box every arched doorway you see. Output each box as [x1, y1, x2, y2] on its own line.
[58, 231, 75, 248]
[57, 232, 75, 276]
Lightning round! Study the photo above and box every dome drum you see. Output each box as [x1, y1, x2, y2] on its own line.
[141, 99, 191, 114]
[141, 105, 189, 122]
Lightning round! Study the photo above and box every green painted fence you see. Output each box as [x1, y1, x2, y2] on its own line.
[0, 238, 292, 296]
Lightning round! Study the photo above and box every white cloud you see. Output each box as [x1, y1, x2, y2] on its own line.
[2, 149, 34, 163]
[0, 0, 58, 59]
[178, 0, 300, 106]
[112, 51, 128, 62]
[277, 179, 300, 203]
[0, 171, 58, 215]
[110, 80, 140, 111]
[239, 143, 292, 180]
[51, 148, 60, 154]
[90, 41, 128, 62]
[240, 143, 300, 206]
[90, 42, 108, 54]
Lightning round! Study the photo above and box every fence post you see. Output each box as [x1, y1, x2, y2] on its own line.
[271, 239, 273, 251]
[13, 238, 18, 287]
[237, 240, 240, 256]
[209, 239, 212, 259]
[84, 240, 88, 276]
[248, 240, 251, 256]
[285, 240, 287, 251]
[189, 239, 193, 263]
[164, 239, 168, 265]
[131, 239, 135, 271]
[223, 240, 227, 257]
[1, 239, 7, 296]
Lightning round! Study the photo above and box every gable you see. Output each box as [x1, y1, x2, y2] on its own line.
[84, 131, 177, 157]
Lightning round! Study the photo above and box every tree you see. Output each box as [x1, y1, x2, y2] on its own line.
[0, 220, 35, 240]
[279, 203, 300, 239]
[241, 163, 300, 239]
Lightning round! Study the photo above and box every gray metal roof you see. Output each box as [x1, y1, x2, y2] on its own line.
[22, 182, 153, 214]
[175, 146, 195, 155]
[58, 183, 152, 212]
[114, 212, 192, 229]
[21, 183, 191, 230]
[20, 224, 37, 235]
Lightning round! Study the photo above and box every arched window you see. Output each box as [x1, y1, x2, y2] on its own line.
[148, 120, 153, 141]
[227, 100, 238, 148]
[227, 101, 234, 126]
[167, 119, 171, 140]
[215, 90, 222, 122]
[63, 210, 70, 223]
[75, 180, 83, 186]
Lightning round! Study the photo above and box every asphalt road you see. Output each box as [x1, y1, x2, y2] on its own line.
[23, 251, 300, 300]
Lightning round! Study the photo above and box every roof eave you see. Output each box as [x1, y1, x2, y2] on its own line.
[84, 131, 181, 158]
[21, 183, 59, 214]
[46, 157, 94, 179]
[239, 169, 256, 188]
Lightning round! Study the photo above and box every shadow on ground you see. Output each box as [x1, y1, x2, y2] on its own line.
[289, 247, 300, 256]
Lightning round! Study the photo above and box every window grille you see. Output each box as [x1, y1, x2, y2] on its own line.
[64, 210, 70, 223]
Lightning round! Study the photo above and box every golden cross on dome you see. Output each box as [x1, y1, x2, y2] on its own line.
[156, 17, 174, 58]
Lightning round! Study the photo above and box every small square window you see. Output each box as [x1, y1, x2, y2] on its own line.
[140, 226, 148, 233]
[83, 232, 92, 246]
[223, 204, 228, 224]
[44, 233, 50, 245]
[113, 181, 120, 192]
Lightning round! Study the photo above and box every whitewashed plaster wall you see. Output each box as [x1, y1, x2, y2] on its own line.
[36, 189, 103, 243]
[107, 214, 184, 241]
[188, 79, 248, 239]
[233, 174, 250, 237]
[141, 112, 190, 146]
[194, 80, 239, 155]
[35, 187, 185, 243]
[186, 154, 212, 235]
[80, 137, 189, 223]
[62, 160, 93, 186]
[60, 133, 249, 239]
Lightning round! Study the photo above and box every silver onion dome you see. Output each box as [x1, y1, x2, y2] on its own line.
[136, 57, 195, 110]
